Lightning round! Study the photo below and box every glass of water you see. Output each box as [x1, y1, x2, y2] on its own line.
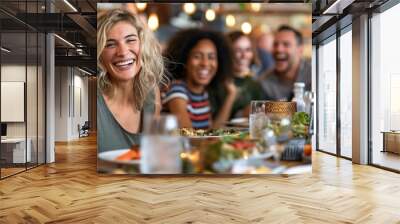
[249, 100, 268, 139]
[140, 114, 183, 174]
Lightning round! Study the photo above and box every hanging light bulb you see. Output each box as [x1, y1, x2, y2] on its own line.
[205, 9, 216, 21]
[241, 22, 252, 34]
[183, 3, 196, 15]
[225, 14, 235, 27]
[136, 3, 147, 11]
[250, 3, 261, 12]
[148, 13, 159, 31]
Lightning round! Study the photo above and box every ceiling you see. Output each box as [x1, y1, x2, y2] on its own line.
[0, 0, 97, 74]
[312, 0, 389, 43]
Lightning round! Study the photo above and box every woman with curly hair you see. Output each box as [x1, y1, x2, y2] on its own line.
[162, 29, 237, 129]
[97, 9, 166, 152]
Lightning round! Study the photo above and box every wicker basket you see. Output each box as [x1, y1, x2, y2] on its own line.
[265, 101, 297, 117]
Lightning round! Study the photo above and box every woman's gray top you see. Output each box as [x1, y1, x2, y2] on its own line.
[97, 89, 155, 153]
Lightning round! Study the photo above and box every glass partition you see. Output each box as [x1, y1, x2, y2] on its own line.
[27, 31, 38, 169]
[1, 30, 27, 178]
[26, 0, 37, 169]
[38, 32, 45, 165]
[0, 0, 46, 179]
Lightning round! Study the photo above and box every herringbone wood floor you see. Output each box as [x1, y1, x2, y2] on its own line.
[0, 135, 399, 224]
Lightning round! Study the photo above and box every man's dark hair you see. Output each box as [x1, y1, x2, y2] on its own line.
[163, 28, 233, 89]
[277, 25, 303, 46]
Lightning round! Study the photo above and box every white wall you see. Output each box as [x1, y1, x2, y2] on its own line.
[54, 67, 89, 141]
[55, 66, 69, 141]
[1, 65, 26, 82]
[1, 65, 34, 138]
[72, 73, 89, 138]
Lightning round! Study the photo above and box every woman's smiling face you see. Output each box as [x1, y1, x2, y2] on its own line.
[101, 21, 141, 82]
[232, 35, 253, 74]
[185, 39, 218, 87]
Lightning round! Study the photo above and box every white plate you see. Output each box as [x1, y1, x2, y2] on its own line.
[98, 149, 140, 165]
[227, 117, 249, 127]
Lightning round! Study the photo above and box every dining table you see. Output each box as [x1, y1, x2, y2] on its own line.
[97, 118, 312, 175]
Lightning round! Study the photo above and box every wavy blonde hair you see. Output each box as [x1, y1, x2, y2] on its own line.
[97, 9, 166, 111]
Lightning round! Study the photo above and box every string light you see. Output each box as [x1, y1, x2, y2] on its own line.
[136, 3, 147, 11]
[205, 9, 216, 21]
[225, 14, 235, 27]
[241, 22, 252, 34]
[250, 3, 261, 12]
[183, 3, 196, 15]
[148, 13, 159, 31]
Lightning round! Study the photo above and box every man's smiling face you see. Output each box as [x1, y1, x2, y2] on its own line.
[273, 30, 302, 74]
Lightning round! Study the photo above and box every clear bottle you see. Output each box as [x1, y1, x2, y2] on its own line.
[304, 91, 314, 115]
[292, 82, 305, 112]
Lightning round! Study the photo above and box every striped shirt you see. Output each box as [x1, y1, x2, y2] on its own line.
[162, 80, 211, 129]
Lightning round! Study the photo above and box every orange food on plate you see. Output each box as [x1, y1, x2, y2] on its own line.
[116, 146, 140, 161]
[116, 150, 140, 161]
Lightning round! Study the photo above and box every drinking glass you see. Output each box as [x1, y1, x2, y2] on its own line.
[249, 100, 268, 139]
[140, 114, 183, 174]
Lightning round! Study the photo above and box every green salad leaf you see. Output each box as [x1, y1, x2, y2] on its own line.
[291, 112, 311, 138]
[292, 112, 310, 126]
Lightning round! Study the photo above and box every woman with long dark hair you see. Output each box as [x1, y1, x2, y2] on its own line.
[162, 29, 237, 129]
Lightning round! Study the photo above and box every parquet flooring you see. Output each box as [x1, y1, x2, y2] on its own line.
[1, 167, 25, 177]
[373, 151, 400, 171]
[0, 135, 400, 223]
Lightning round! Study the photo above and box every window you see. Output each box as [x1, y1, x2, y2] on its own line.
[371, 2, 400, 171]
[339, 28, 352, 158]
[317, 36, 337, 154]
